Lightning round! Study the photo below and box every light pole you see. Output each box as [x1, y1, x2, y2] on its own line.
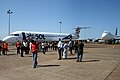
[59, 22, 62, 33]
[7, 10, 13, 35]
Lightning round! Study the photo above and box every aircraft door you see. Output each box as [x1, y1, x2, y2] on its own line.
[22, 32, 26, 40]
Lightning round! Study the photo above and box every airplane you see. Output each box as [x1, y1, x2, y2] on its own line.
[3, 27, 89, 44]
[101, 27, 120, 44]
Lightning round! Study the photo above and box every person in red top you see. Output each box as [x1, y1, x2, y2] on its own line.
[2, 41, 8, 55]
[31, 40, 38, 68]
[16, 40, 21, 54]
[0, 41, 2, 55]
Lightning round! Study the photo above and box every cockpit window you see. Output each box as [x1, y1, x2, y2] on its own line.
[14, 34, 19, 36]
[11, 34, 19, 36]
[104, 31, 108, 33]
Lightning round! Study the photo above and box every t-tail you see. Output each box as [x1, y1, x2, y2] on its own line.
[73, 27, 81, 38]
[72, 27, 91, 38]
[62, 27, 80, 40]
[62, 27, 90, 40]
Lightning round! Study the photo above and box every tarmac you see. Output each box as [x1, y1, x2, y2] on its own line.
[0, 44, 120, 80]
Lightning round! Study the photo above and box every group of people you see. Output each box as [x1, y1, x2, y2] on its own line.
[16, 40, 38, 68]
[57, 39, 68, 60]
[16, 40, 30, 57]
[0, 41, 8, 55]
[0, 39, 84, 68]
[57, 39, 84, 62]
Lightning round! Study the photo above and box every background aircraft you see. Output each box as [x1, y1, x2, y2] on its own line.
[3, 27, 85, 44]
[101, 27, 120, 44]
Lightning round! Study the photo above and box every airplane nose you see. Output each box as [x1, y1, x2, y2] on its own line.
[3, 36, 12, 42]
[3, 36, 19, 43]
[101, 33, 107, 39]
[101, 31, 113, 40]
[3, 36, 9, 41]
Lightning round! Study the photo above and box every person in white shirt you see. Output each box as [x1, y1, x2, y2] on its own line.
[22, 40, 29, 54]
[41, 42, 46, 54]
[57, 39, 63, 60]
[63, 41, 68, 59]
[29, 42, 32, 54]
[68, 39, 73, 55]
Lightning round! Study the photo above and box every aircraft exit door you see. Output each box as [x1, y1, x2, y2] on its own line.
[22, 32, 26, 40]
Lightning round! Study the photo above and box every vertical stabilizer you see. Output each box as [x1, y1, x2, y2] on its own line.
[75, 27, 80, 36]
[115, 27, 118, 35]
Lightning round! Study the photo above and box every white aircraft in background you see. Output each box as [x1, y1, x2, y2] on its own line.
[101, 27, 120, 43]
[3, 27, 88, 44]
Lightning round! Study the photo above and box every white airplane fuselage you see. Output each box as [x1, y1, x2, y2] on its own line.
[3, 31, 79, 44]
[101, 31, 119, 40]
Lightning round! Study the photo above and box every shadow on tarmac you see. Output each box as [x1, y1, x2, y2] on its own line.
[67, 57, 76, 60]
[37, 64, 60, 68]
[82, 60, 100, 62]
[5, 54, 16, 56]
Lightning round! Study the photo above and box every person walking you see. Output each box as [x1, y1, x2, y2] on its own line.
[16, 40, 21, 54]
[77, 40, 84, 62]
[31, 40, 38, 68]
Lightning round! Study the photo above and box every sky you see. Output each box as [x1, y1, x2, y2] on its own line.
[0, 0, 120, 39]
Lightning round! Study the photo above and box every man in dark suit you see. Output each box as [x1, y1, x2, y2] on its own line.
[77, 40, 84, 62]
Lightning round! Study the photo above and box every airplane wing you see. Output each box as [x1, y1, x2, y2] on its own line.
[114, 37, 120, 40]
[117, 36, 120, 37]
[62, 38, 81, 41]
